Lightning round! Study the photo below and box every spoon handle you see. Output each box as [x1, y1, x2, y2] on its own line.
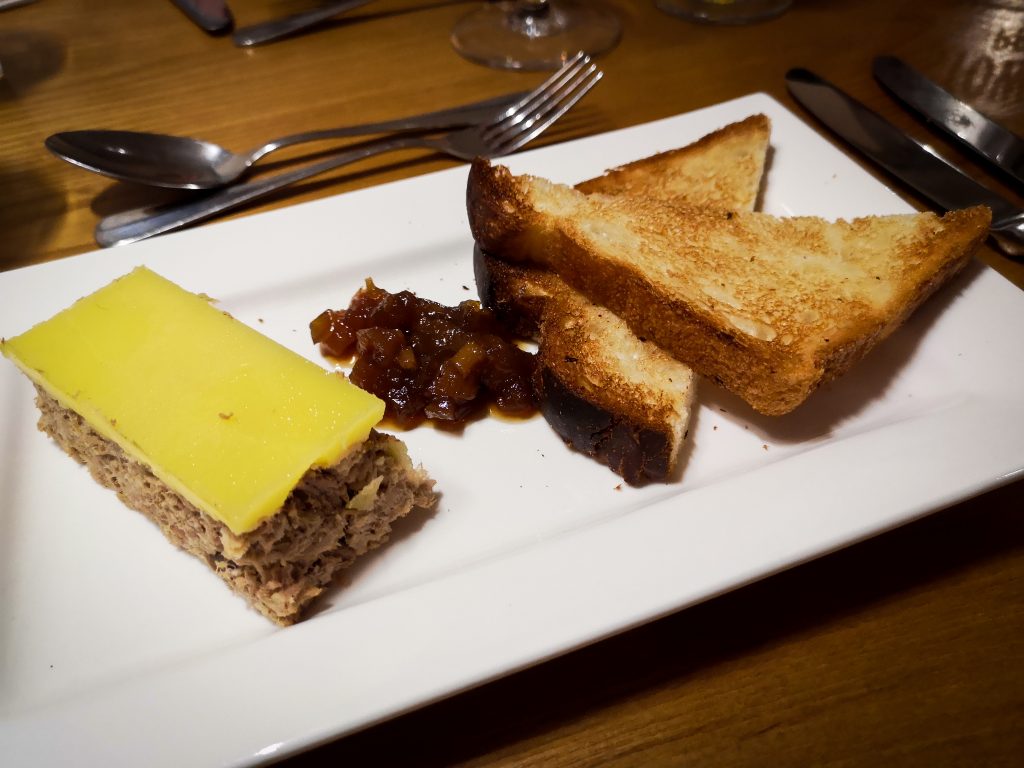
[94, 135, 435, 247]
[232, 0, 373, 47]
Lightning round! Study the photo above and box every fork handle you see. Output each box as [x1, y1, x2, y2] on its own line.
[246, 90, 526, 163]
[232, 0, 373, 47]
[94, 134, 438, 247]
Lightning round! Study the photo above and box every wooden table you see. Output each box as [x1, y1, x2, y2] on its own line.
[2, 0, 1022, 764]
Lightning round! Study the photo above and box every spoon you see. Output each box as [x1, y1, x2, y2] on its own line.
[43, 90, 526, 190]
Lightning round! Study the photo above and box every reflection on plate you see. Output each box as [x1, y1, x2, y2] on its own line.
[2, 93, 1024, 767]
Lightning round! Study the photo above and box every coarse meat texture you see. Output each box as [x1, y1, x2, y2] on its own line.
[35, 387, 436, 625]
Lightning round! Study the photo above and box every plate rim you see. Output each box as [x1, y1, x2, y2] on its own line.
[3, 92, 1024, 768]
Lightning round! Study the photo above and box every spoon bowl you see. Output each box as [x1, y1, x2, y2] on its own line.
[45, 131, 248, 189]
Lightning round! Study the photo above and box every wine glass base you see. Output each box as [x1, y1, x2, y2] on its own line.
[655, 0, 792, 24]
[451, 1, 620, 71]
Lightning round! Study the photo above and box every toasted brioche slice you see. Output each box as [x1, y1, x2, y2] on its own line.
[475, 251, 697, 484]
[468, 160, 990, 415]
[576, 113, 770, 210]
[474, 117, 770, 482]
[475, 118, 770, 481]
[471, 117, 770, 483]
[480, 115, 771, 340]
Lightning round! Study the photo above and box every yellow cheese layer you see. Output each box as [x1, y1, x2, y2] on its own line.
[1, 267, 384, 535]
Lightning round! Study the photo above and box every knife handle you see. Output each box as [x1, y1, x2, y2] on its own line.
[171, 0, 233, 34]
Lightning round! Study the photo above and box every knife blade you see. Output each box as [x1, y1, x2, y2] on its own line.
[785, 67, 1024, 259]
[171, 0, 233, 35]
[873, 55, 1024, 189]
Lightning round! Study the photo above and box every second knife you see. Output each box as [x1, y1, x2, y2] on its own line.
[785, 67, 1024, 259]
[873, 55, 1024, 190]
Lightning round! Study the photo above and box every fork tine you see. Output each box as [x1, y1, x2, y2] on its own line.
[489, 52, 590, 131]
[508, 68, 602, 152]
[485, 60, 597, 144]
[486, 64, 602, 156]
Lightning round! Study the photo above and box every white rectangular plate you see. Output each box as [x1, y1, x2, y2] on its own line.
[2, 94, 1024, 767]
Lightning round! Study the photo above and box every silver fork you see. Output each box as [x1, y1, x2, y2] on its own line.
[95, 53, 602, 247]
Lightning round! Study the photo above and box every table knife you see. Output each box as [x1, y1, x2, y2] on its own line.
[171, 0, 233, 34]
[873, 55, 1024, 189]
[785, 67, 1024, 259]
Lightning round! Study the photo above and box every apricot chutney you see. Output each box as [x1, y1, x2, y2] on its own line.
[311, 279, 537, 427]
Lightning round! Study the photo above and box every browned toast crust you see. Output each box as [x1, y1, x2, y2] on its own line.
[576, 114, 771, 211]
[473, 246, 552, 339]
[536, 298, 694, 483]
[537, 368, 676, 484]
[467, 160, 991, 415]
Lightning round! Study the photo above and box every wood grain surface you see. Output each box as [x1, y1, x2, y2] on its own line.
[2, 0, 1022, 765]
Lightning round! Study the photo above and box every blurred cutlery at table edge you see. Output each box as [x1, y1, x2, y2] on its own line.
[93, 52, 601, 247]
[0, 0, 37, 10]
[171, 0, 233, 34]
[45, 89, 531, 190]
[233, 0, 373, 47]
[872, 55, 1024, 190]
[785, 67, 1024, 260]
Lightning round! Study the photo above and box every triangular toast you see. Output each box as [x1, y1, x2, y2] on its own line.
[474, 116, 771, 482]
[469, 158, 990, 417]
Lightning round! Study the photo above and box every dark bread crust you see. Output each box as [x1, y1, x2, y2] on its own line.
[474, 246, 693, 485]
[537, 368, 673, 484]
[34, 387, 436, 625]
[467, 159, 991, 415]
[473, 246, 550, 339]
[537, 301, 689, 484]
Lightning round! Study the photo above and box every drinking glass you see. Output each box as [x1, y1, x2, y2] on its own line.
[451, 0, 620, 71]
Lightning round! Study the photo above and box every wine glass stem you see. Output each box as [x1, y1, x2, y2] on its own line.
[512, 0, 565, 37]
[519, 0, 550, 13]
